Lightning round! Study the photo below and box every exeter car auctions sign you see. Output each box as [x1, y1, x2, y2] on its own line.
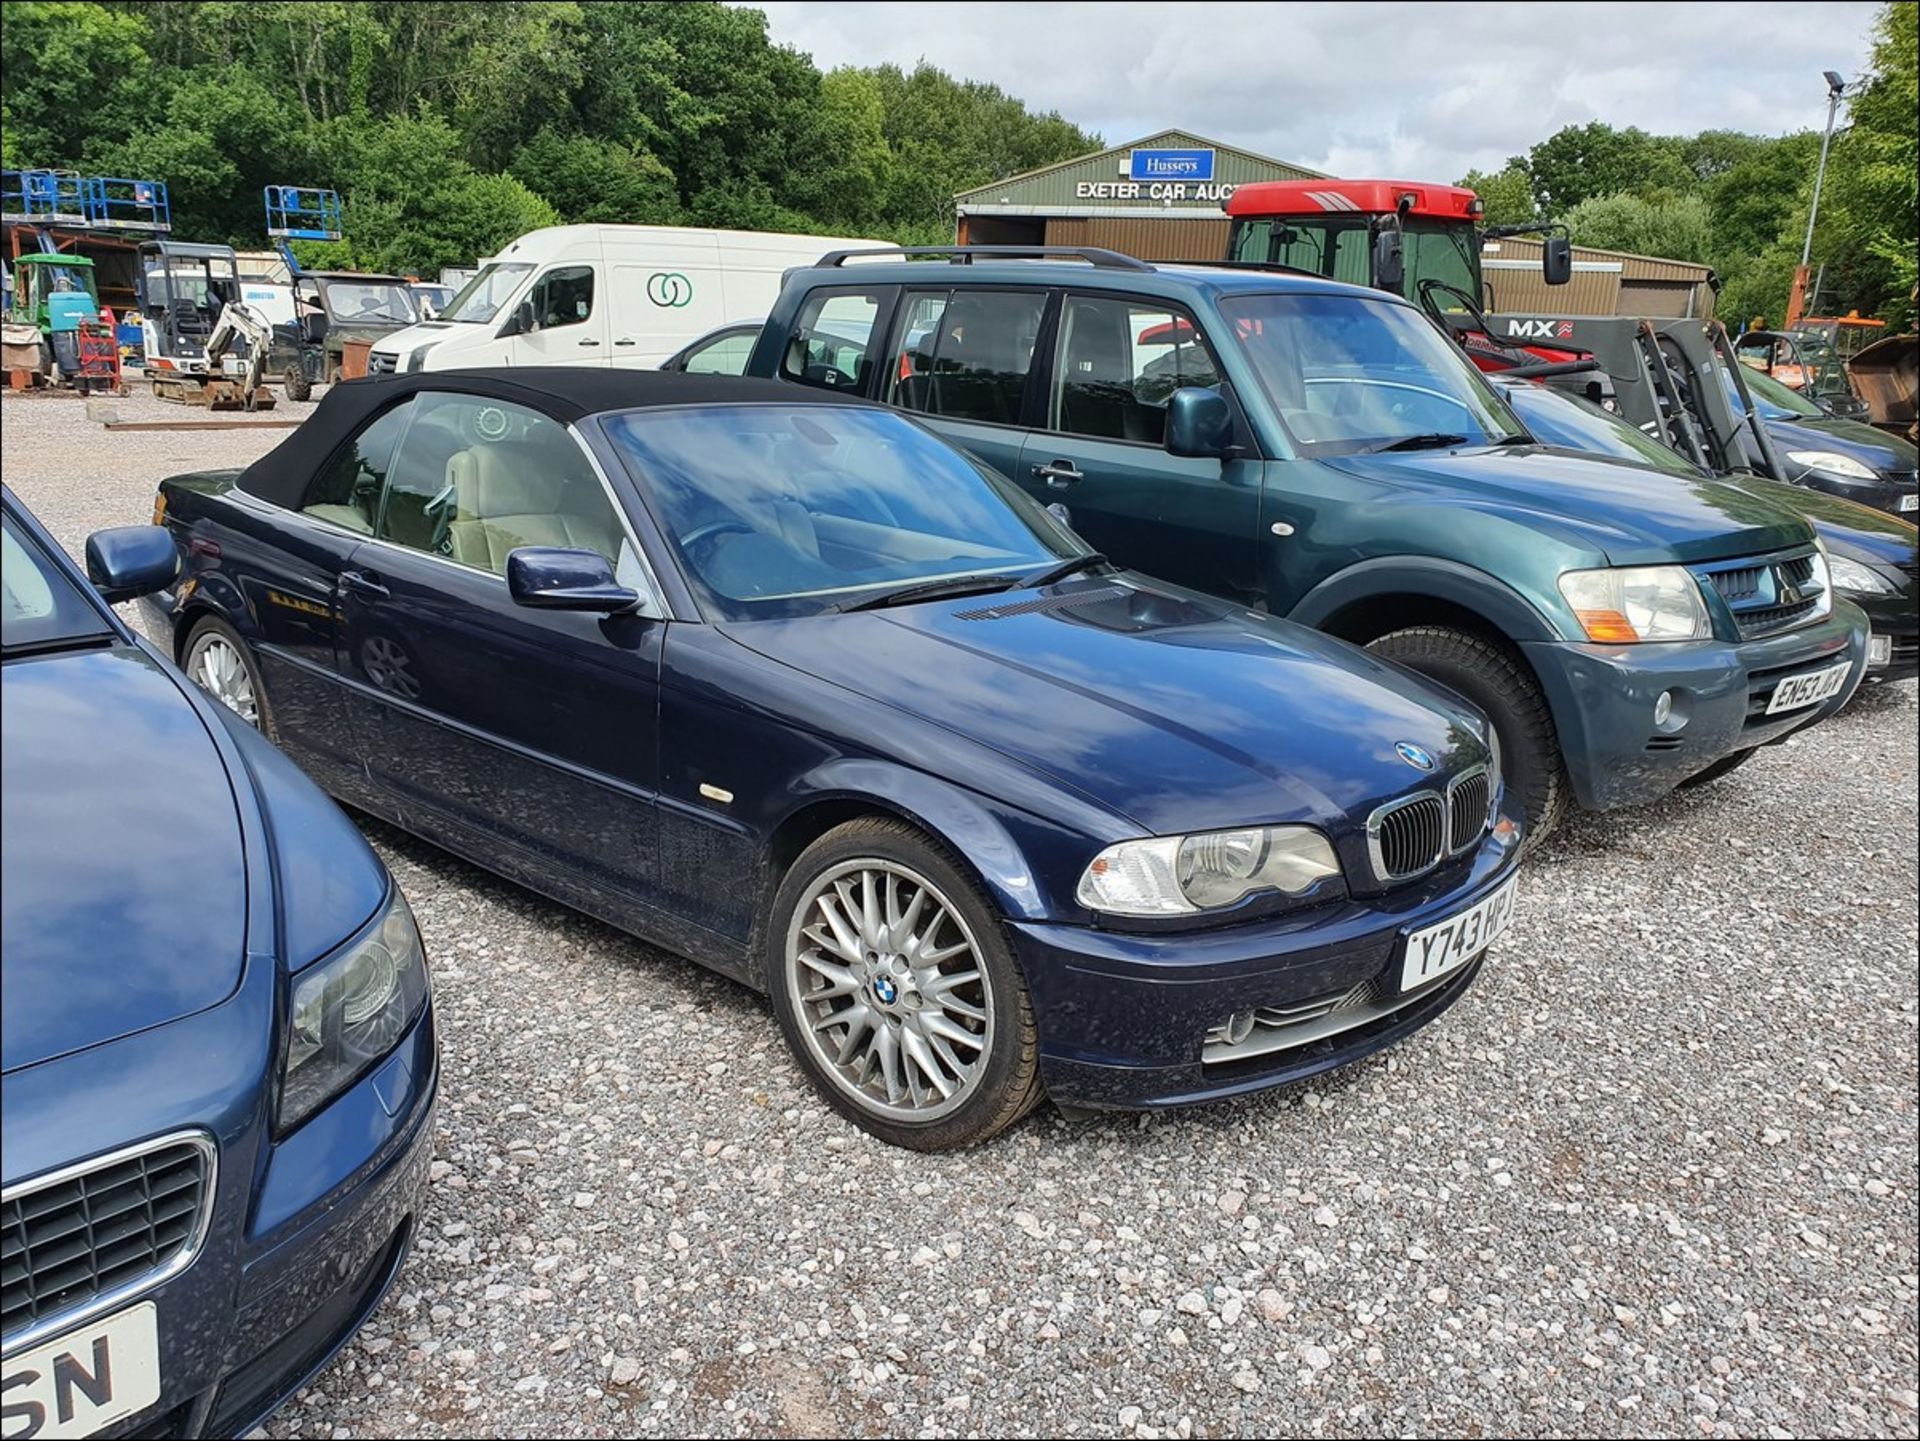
[1129, 148, 1215, 181]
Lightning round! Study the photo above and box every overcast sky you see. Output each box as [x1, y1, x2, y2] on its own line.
[747, 1, 1879, 181]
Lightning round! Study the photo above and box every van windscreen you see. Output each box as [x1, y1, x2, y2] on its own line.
[439, 263, 534, 324]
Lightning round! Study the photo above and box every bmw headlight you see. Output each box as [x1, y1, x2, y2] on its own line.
[1558, 565, 1711, 643]
[1827, 552, 1898, 596]
[1076, 826, 1342, 917]
[1785, 450, 1878, 482]
[279, 889, 429, 1131]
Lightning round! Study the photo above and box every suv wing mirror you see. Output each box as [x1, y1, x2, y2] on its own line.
[85, 526, 179, 603]
[1164, 388, 1235, 460]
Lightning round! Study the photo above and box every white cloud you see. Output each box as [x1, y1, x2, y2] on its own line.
[744, 0, 1879, 180]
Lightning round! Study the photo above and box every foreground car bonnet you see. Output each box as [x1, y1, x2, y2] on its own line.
[2, 646, 248, 1073]
[1329, 446, 1812, 564]
[732, 581, 1482, 836]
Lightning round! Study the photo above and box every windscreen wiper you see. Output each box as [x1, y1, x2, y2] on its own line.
[1370, 433, 1471, 453]
[836, 573, 1023, 613]
[1021, 553, 1110, 588]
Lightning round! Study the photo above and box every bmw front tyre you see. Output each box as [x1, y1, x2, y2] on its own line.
[767, 818, 1044, 1150]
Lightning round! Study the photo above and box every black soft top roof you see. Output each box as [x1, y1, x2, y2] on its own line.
[236, 368, 868, 508]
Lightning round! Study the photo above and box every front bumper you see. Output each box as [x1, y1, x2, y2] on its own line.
[1524, 601, 1869, 811]
[2, 999, 437, 1441]
[1852, 588, 1919, 684]
[1014, 819, 1522, 1110]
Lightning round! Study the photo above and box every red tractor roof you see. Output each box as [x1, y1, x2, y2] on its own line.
[1226, 179, 1482, 222]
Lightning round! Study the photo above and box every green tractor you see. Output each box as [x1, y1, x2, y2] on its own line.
[12, 252, 100, 339]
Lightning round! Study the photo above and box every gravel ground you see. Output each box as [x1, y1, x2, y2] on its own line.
[4, 386, 1917, 1440]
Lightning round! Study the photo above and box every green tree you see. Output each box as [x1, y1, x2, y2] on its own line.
[0, 2, 155, 163]
[1819, 1, 1918, 323]
[1456, 161, 1535, 225]
[1560, 191, 1714, 262]
[1526, 122, 1693, 214]
[508, 129, 679, 226]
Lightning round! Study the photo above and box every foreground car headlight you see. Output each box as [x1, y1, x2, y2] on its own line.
[1076, 826, 1342, 917]
[1785, 450, 1878, 482]
[280, 890, 429, 1131]
[1558, 565, 1711, 643]
[1827, 552, 1898, 596]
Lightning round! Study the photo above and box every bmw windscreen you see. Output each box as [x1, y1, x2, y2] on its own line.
[603, 405, 1087, 620]
[1221, 292, 1528, 457]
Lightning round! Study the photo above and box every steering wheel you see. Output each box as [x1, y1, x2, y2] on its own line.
[678, 518, 756, 561]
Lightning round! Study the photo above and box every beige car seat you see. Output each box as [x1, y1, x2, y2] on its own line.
[444, 440, 622, 574]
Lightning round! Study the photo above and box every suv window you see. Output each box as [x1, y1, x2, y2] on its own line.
[374, 393, 625, 574]
[527, 265, 594, 331]
[887, 289, 1045, 425]
[781, 289, 881, 392]
[1051, 296, 1222, 444]
[301, 400, 413, 534]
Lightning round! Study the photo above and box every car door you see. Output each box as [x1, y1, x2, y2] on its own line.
[507, 264, 607, 365]
[1018, 292, 1261, 599]
[228, 397, 412, 787]
[880, 286, 1047, 483]
[337, 389, 663, 901]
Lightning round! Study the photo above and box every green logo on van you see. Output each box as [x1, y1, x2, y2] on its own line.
[646, 272, 693, 308]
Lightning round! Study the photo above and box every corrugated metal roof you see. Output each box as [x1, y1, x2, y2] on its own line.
[1484, 234, 1710, 283]
[954, 129, 1325, 208]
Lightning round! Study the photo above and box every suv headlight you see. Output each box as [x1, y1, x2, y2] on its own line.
[1785, 450, 1877, 482]
[1827, 552, 1897, 596]
[1076, 826, 1342, 917]
[279, 889, 429, 1131]
[1558, 565, 1710, 642]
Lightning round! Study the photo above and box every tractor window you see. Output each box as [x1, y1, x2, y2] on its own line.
[1403, 220, 1480, 308]
[1230, 217, 1373, 287]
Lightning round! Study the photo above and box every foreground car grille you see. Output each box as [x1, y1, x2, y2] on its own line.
[2, 1135, 214, 1343]
[1368, 765, 1493, 884]
[1696, 548, 1827, 640]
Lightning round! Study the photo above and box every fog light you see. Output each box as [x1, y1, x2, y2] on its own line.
[1225, 1011, 1256, 1046]
[1653, 690, 1673, 725]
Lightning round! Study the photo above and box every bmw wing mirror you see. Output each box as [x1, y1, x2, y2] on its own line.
[84, 525, 179, 603]
[1543, 236, 1573, 287]
[506, 547, 644, 614]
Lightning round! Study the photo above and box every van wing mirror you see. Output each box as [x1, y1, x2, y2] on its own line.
[1372, 228, 1405, 293]
[1164, 387, 1235, 459]
[498, 299, 535, 339]
[1543, 236, 1573, 286]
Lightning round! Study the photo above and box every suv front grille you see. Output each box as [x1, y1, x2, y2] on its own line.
[1696, 548, 1828, 640]
[2, 1135, 213, 1343]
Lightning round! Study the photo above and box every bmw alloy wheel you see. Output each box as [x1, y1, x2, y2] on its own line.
[186, 631, 259, 726]
[785, 859, 994, 1122]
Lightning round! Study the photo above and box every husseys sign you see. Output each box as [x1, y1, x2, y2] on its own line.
[1075, 148, 1236, 204]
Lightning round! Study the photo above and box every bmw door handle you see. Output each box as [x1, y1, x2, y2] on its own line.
[340, 569, 389, 599]
[1032, 459, 1084, 489]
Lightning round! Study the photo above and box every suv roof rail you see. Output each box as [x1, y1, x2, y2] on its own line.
[1169, 258, 1324, 281]
[815, 245, 1155, 272]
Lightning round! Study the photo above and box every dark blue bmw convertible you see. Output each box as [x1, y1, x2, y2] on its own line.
[1, 489, 434, 1437]
[149, 370, 1523, 1150]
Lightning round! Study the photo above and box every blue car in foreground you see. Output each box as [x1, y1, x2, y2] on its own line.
[1, 489, 434, 1438]
[149, 369, 1521, 1150]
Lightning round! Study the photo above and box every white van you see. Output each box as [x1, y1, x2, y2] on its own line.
[368, 224, 887, 375]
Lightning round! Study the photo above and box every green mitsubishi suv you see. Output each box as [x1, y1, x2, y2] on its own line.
[740, 248, 1868, 838]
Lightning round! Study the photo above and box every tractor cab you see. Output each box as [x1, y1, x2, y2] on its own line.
[1223, 179, 1571, 315]
[1734, 328, 1871, 421]
[137, 240, 248, 373]
[12, 253, 100, 338]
